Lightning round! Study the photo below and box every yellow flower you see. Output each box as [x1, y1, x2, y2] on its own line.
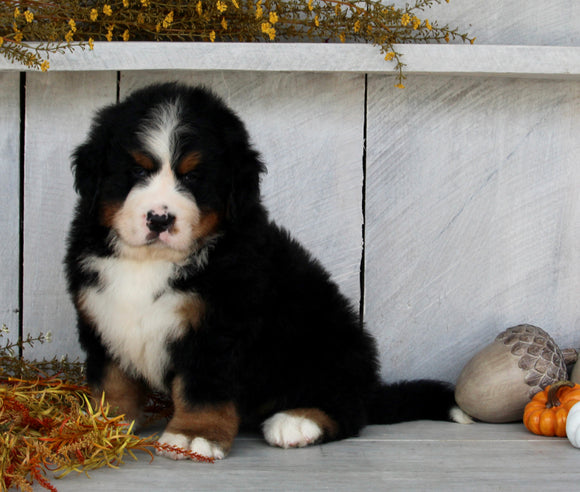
[65, 30, 74, 42]
[141, 0, 150, 6]
[123, 0, 130, 7]
[123, 29, 130, 41]
[24, 10, 34, 23]
[255, 0, 263, 19]
[384, 52, 395, 61]
[339, 32, 345, 43]
[196, 1, 203, 15]
[69, 19, 77, 32]
[394, 83, 405, 89]
[412, 16, 420, 30]
[307, 0, 313, 11]
[14, 8, 20, 18]
[269, 12, 278, 24]
[106, 26, 114, 41]
[90, 8, 98, 21]
[14, 32, 23, 43]
[216, 1, 227, 13]
[221, 17, 228, 30]
[470, 37, 476, 44]
[40, 60, 50, 72]
[424, 19, 432, 30]
[232, 0, 240, 8]
[314, 15, 319, 27]
[0, 37, 3, 47]
[103, 5, 113, 16]
[353, 20, 361, 33]
[162, 11, 174, 28]
[261, 22, 275, 40]
[400, 13, 410, 26]
[88, 37, 95, 50]
[155, 22, 161, 32]
[209, 30, 216, 42]
[444, 32, 450, 43]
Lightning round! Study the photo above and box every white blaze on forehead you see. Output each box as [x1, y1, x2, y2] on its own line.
[139, 99, 182, 167]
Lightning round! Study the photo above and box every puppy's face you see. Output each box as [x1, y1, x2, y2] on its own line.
[99, 100, 224, 260]
[72, 86, 258, 262]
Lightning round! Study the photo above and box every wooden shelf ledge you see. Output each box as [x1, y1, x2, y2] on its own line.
[1, 42, 579, 78]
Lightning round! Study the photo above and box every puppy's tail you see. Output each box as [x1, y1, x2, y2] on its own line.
[366, 380, 473, 425]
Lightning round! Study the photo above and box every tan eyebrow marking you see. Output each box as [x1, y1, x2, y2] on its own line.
[177, 151, 202, 175]
[132, 151, 156, 170]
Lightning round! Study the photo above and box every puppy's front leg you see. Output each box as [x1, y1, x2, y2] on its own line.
[91, 361, 147, 426]
[157, 376, 240, 460]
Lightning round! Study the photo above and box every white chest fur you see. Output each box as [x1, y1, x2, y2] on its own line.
[80, 256, 188, 391]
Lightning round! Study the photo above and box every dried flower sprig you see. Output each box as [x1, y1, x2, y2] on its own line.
[1, 0, 474, 86]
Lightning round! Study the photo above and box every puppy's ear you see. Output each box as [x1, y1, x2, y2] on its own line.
[71, 140, 102, 202]
[227, 143, 266, 222]
[71, 108, 114, 204]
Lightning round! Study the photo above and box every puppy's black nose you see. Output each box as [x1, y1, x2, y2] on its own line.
[146, 211, 175, 233]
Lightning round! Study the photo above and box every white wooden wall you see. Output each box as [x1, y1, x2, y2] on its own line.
[0, 0, 579, 384]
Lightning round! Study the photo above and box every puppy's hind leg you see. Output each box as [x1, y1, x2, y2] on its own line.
[262, 408, 339, 449]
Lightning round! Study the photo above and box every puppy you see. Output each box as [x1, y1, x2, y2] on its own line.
[65, 82, 468, 460]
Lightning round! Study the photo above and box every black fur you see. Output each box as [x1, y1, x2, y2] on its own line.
[65, 82, 459, 446]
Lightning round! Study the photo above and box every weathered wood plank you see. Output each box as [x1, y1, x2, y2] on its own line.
[0, 73, 21, 344]
[50, 423, 580, 491]
[120, 71, 365, 304]
[365, 75, 580, 384]
[22, 72, 117, 359]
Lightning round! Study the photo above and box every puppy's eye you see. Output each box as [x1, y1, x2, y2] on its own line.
[132, 166, 150, 179]
[181, 171, 198, 185]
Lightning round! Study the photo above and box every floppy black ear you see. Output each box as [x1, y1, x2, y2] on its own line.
[227, 142, 266, 222]
[71, 108, 114, 204]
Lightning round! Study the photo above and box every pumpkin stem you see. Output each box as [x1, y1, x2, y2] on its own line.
[546, 380, 575, 408]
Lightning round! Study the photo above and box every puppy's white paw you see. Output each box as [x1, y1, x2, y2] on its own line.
[156, 431, 192, 460]
[450, 406, 474, 424]
[190, 437, 226, 460]
[156, 432, 226, 460]
[263, 412, 323, 448]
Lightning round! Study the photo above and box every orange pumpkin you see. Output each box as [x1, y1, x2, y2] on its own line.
[523, 381, 580, 436]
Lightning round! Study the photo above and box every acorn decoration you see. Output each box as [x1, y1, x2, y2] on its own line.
[455, 324, 578, 423]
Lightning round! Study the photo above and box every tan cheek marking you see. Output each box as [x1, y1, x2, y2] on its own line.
[176, 151, 202, 175]
[99, 201, 123, 228]
[286, 408, 339, 440]
[192, 211, 221, 240]
[165, 377, 239, 454]
[91, 362, 147, 424]
[176, 295, 206, 332]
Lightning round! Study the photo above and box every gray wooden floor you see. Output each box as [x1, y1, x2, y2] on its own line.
[49, 421, 580, 491]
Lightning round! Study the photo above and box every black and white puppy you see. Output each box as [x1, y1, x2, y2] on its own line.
[65, 82, 469, 460]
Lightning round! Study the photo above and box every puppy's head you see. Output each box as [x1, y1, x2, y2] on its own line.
[72, 83, 264, 261]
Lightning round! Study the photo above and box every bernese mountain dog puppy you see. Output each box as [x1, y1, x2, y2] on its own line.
[65, 82, 469, 460]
